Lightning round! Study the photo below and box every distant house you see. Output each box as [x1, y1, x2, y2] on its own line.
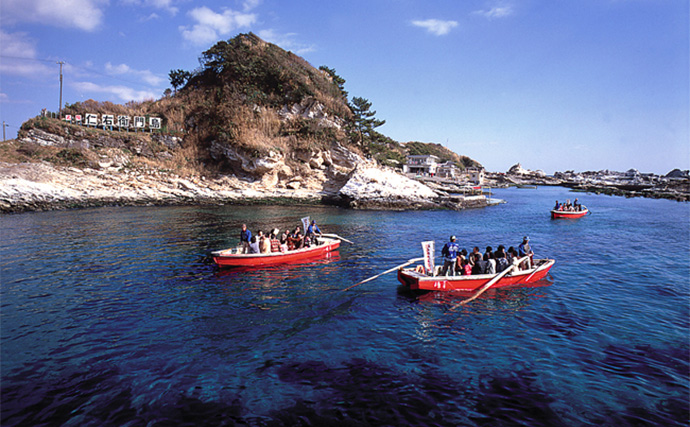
[466, 167, 485, 185]
[436, 161, 458, 179]
[403, 155, 439, 176]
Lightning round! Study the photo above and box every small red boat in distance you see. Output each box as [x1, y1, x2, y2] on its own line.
[551, 208, 589, 219]
[397, 258, 555, 292]
[212, 237, 341, 268]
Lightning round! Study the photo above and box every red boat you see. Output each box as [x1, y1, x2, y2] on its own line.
[397, 258, 555, 292]
[551, 208, 589, 219]
[212, 237, 341, 268]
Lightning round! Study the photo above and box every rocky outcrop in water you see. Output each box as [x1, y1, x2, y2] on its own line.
[485, 163, 690, 202]
[0, 130, 456, 213]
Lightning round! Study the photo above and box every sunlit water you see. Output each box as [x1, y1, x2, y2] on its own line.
[1, 187, 688, 426]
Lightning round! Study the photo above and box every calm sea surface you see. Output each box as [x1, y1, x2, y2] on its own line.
[1, 187, 688, 426]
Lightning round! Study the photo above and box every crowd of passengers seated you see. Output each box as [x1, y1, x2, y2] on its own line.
[243, 222, 323, 254]
[554, 198, 586, 212]
[436, 239, 534, 277]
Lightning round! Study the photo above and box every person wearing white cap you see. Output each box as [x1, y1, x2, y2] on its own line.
[440, 235, 460, 276]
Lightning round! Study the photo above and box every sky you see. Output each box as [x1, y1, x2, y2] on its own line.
[1, 0, 688, 175]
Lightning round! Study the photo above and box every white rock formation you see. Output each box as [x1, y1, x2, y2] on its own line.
[339, 165, 438, 208]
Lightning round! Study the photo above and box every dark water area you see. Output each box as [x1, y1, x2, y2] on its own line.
[2, 187, 688, 426]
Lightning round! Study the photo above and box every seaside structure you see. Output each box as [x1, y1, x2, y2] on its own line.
[436, 161, 458, 179]
[403, 155, 439, 176]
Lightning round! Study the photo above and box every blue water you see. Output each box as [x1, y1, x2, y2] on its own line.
[1, 187, 688, 426]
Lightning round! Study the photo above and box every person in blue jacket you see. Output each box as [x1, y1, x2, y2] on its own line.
[240, 224, 252, 253]
[306, 220, 322, 245]
[518, 236, 534, 268]
[440, 235, 460, 276]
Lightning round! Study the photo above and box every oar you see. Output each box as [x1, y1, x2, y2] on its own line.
[343, 257, 425, 291]
[322, 233, 354, 244]
[452, 256, 529, 308]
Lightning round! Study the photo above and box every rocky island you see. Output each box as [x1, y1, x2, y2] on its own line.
[0, 34, 484, 214]
[1, 33, 687, 214]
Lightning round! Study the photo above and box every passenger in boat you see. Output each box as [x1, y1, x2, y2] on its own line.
[454, 249, 468, 275]
[506, 246, 518, 266]
[270, 232, 281, 253]
[483, 246, 493, 261]
[260, 231, 271, 253]
[486, 257, 496, 274]
[494, 245, 509, 272]
[460, 256, 472, 275]
[240, 224, 252, 254]
[280, 230, 289, 245]
[440, 235, 460, 276]
[288, 226, 303, 250]
[554, 200, 560, 210]
[248, 235, 260, 254]
[472, 253, 488, 275]
[573, 198, 581, 211]
[468, 247, 481, 267]
[518, 236, 534, 268]
[306, 220, 322, 246]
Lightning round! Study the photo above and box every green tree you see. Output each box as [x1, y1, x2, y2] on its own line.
[348, 96, 385, 148]
[318, 66, 348, 99]
[169, 69, 191, 93]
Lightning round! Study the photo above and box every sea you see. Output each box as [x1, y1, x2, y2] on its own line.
[1, 186, 688, 426]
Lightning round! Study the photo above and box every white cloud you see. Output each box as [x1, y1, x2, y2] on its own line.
[242, 0, 261, 12]
[0, 31, 53, 77]
[179, 6, 256, 46]
[473, 5, 514, 19]
[73, 81, 158, 102]
[257, 29, 315, 55]
[411, 19, 458, 36]
[0, 93, 9, 103]
[120, 0, 178, 16]
[2, 0, 107, 31]
[105, 62, 165, 86]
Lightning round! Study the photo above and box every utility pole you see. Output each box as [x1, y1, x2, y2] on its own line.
[57, 61, 65, 118]
[2, 121, 6, 142]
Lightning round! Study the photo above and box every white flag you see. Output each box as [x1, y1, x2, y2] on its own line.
[301, 216, 310, 233]
[421, 241, 435, 274]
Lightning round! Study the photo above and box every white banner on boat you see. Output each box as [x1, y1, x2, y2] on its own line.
[301, 216, 310, 233]
[421, 241, 435, 274]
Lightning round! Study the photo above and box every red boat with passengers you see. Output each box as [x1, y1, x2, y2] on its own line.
[212, 237, 341, 268]
[397, 258, 555, 292]
[551, 208, 589, 219]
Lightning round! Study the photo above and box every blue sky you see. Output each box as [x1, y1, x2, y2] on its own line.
[1, 0, 688, 174]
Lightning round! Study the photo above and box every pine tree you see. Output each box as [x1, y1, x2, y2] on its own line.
[349, 97, 385, 148]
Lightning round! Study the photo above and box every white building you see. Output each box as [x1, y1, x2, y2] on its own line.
[403, 155, 439, 176]
[436, 161, 458, 179]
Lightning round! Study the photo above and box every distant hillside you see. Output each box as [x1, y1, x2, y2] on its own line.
[403, 141, 482, 169]
[14, 33, 481, 178]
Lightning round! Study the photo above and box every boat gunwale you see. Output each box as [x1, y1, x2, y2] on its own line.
[212, 237, 340, 259]
[400, 258, 555, 282]
[550, 208, 588, 216]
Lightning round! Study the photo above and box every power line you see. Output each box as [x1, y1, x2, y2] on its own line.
[0, 54, 57, 64]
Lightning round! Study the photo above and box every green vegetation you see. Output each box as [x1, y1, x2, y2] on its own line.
[348, 97, 385, 149]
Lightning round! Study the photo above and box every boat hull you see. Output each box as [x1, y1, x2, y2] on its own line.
[397, 259, 555, 292]
[551, 209, 588, 219]
[212, 238, 340, 268]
